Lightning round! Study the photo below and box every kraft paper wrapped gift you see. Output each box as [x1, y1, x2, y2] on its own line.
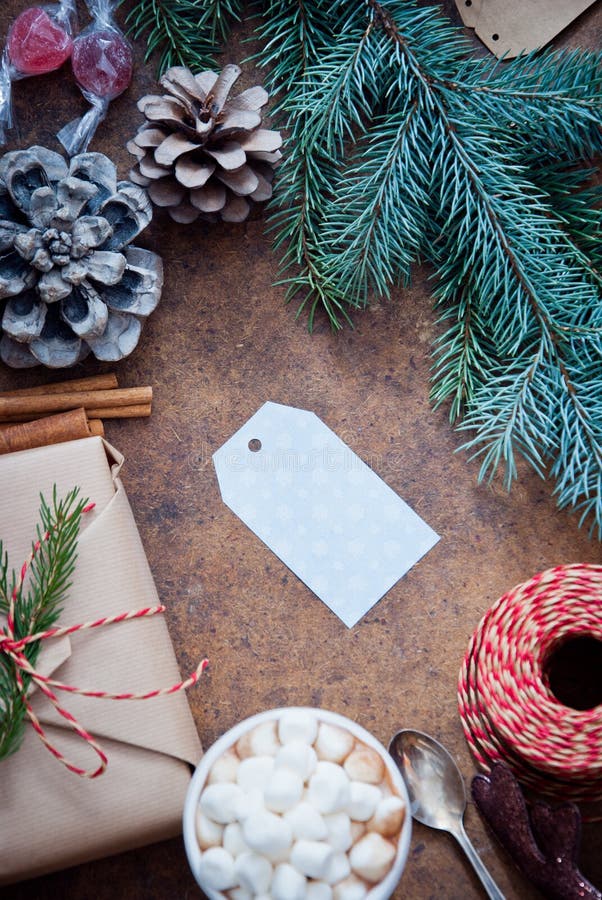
[0, 437, 203, 885]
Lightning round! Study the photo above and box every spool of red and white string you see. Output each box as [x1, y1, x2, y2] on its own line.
[458, 564, 602, 813]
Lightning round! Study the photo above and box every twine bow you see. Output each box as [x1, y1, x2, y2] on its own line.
[0, 503, 208, 778]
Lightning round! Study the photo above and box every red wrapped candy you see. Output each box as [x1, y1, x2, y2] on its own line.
[72, 25, 132, 99]
[58, 0, 133, 155]
[8, 6, 72, 75]
[0, 1, 76, 142]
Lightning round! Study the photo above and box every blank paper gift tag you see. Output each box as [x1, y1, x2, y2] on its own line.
[213, 402, 439, 627]
[455, 0, 597, 58]
[455, 0, 482, 28]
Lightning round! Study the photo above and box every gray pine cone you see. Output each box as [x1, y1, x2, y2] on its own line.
[128, 65, 282, 224]
[0, 146, 163, 369]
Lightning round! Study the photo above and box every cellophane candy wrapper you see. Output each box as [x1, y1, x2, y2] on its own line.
[57, 0, 133, 156]
[0, 1, 77, 143]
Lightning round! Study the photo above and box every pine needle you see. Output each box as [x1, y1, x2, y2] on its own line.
[122, 0, 244, 73]
[0, 488, 88, 761]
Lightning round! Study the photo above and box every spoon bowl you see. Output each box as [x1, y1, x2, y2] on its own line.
[389, 729, 505, 900]
[390, 729, 466, 831]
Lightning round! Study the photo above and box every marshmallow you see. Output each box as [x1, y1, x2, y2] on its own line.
[200, 782, 243, 824]
[242, 809, 293, 859]
[265, 767, 304, 813]
[349, 821, 366, 844]
[265, 843, 293, 865]
[333, 876, 368, 900]
[307, 883, 333, 900]
[349, 833, 396, 883]
[323, 812, 353, 852]
[308, 761, 351, 814]
[234, 787, 265, 822]
[196, 846, 237, 891]
[368, 795, 406, 837]
[195, 807, 224, 849]
[278, 709, 318, 745]
[237, 755, 275, 792]
[275, 739, 318, 780]
[315, 723, 355, 763]
[284, 801, 328, 840]
[325, 850, 352, 885]
[208, 747, 240, 784]
[223, 822, 250, 858]
[230, 890, 252, 900]
[271, 863, 307, 900]
[235, 851, 273, 894]
[236, 721, 281, 758]
[347, 781, 382, 822]
[343, 747, 385, 785]
[290, 840, 335, 880]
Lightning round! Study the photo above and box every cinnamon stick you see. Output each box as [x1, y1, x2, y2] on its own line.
[88, 419, 105, 437]
[0, 386, 152, 421]
[0, 373, 118, 397]
[0, 407, 150, 423]
[85, 404, 152, 419]
[0, 408, 92, 455]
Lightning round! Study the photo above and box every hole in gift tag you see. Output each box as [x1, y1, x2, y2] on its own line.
[546, 636, 602, 711]
[492, 32, 499, 40]
[248, 438, 262, 452]
[465, 0, 472, 6]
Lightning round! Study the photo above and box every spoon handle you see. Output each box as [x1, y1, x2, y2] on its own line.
[452, 822, 506, 900]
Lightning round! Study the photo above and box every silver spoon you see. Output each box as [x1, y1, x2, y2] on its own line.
[389, 729, 505, 900]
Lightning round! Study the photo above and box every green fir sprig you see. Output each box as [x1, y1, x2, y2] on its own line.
[0, 488, 87, 762]
[123, 0, 602, 536]
[122, 0, 243, 73]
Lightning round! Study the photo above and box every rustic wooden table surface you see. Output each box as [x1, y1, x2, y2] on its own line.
[1, 1, 601, 898]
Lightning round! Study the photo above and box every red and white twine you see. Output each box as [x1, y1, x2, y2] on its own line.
[0, 503, 208, 778]
[458, 564, 602, 809]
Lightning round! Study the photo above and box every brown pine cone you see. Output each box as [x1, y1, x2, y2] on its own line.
[127, 64, 282, 224]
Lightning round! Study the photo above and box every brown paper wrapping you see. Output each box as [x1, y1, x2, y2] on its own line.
[0, 438, 203, 885]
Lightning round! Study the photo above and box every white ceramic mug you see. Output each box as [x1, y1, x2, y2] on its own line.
[183, 707, 412, 899]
